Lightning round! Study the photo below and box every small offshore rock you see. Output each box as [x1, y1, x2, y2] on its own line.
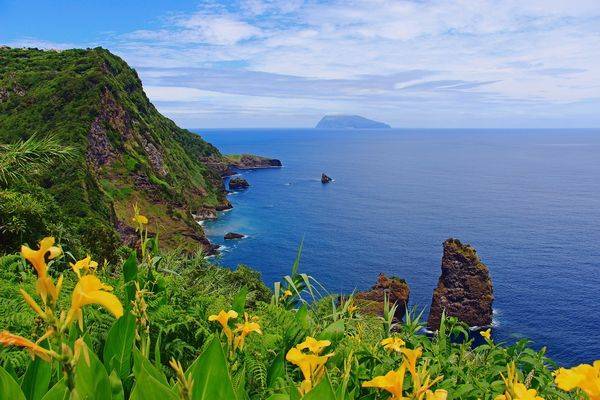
[427, 238, 494, 330]
[321, 173, 332, 184]
[355, 274, 410, 321]
[229, 177, 250, 190]
[224, 232, 245, 240]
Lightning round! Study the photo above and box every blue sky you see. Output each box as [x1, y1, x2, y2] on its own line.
[2, 0, 600, 128]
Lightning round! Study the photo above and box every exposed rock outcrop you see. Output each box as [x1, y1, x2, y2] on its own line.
[229, 177, 250, 190]
[355, 274, 410, 321]
[224, 232, 245, 240]
[321, 173, 332, 184]
[427, 238, 494, 330]
[227, 154, 282, 169]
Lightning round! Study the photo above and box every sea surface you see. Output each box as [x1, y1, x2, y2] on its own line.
[197, 128, 600, 366]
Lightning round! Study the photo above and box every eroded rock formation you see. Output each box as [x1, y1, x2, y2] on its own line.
[229, 177, 250, 190]
[355, 274, 410, 321]
[427, 238, 494, 330]
[321, 173, 332, 184]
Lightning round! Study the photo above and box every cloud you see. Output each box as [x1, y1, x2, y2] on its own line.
[7, 0, 600, 127]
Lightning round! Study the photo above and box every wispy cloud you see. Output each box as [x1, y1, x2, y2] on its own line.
[6, 0, 600, 127]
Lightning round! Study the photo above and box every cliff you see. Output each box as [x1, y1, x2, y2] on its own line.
[315, 115, 391, 129]
[0, 47, 229, 258]
[427, 238, 494, 330]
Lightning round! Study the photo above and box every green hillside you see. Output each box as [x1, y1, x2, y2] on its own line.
[0, 47, 229, 259]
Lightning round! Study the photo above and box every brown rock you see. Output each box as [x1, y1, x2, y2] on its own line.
[355, 274, 410, 321]
[229, 177, 250, 190]
[427, 238, 494, 330]
[321, 173, 332, 184]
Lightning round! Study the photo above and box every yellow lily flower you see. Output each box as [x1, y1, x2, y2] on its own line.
[286, 346, 334, 395]
[234, 313, 262, 350]
[19, 288, 45, 318]
[362, 363, 407, 400]
[20, 236, 61, 278]
[555, 361, 600, 400]
[0, 331, 54, 362]
[348, 304, 359, 313]
[282, 289, 293, 298]
[70, 255, 98, 278]
[208, 310, 238, 344]
[132, 214, 148, 225]
[426, 389, 448, 400]
[511, 383, 544, 400]
[381, 337, 406, 353]
[297, 336, 331, 355]
[480, 328, 492, 340]
[66, 275, 123, 329]
[401, 347, 423, 376]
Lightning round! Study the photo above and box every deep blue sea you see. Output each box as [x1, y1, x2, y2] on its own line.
[197, 128, 600, 366]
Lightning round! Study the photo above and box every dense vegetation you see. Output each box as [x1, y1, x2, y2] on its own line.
[0, 214, 598, 399]
[0, 47, 228, 260]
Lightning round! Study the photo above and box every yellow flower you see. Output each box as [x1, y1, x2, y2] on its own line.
[132, 214, 148, 225]
[286, 346, 334, 395]
[234, 313, 262, 350]
[362, 363, 407, 400]
[0, 331, 54, 362]
[19, 288, 45, 318]
[20, 236, 61, 278]
[555, 361, 600, 400]
[208, 310, 238, 344]
[70, 255, 98, 278]
[297, 336, 331, 355]
[381, 337, 406, 353]
[66, 275, 123, 329]
[426, 389, 448, 400]
[401, 347, 423, 376]
[512, 383, 544, 400]
[480, 328, 492, 340]
[348, 304, 359, 313]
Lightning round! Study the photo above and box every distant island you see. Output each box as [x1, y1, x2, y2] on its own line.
[315, 115, 391, 129]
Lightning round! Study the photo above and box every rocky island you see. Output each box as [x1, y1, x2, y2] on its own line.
[315, 115, 391, 129]
[427, 238, 494, 330]
[225, 154, 282, 169]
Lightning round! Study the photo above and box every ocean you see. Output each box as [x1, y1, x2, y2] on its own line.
[197, 128, 600, 366]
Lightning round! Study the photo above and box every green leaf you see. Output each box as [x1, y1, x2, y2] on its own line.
[40, 379, 67, 400]
[109, 370, 125, 400]
[266, 395, 290, 400]
[132, 347, 168, 385]
[103, 312, 136, 379]
[187, 335, 237, 400]
[232, 287, 248, 315]
[129, 367, 177, 400]
[0, 365, 26, 400]
[21, 355, 52, 400]
[267, 351, 285, 389]
[123, 250, 138, 308]
[291, 238, 304, 276]
[319, 320, 345, 342]
[302, 374, 335, 400]
[74, 341, 112, 400]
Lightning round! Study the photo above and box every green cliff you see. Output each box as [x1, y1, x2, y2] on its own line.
[0, 47, 229, 258]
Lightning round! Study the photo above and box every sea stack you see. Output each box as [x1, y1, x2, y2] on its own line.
[224, 232, 245, 240]
[321, 173, 332, 183]
[427, 238, 494, 330]
[355, 274, 410, 321]
[229, 177, 250, 190]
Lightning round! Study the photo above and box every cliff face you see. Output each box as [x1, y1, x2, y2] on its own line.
[0, 47, 228, 258]
[427, 238, 494, 330]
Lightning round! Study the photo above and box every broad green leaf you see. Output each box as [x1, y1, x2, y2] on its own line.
[232, 287, 248, 315]
[40, 379, 67, 400]
[0, 365, 26, 400]
[132, 347, 167, 385]
[129, 367, 177, 400]
[74, 341, 112, 400]
[109, 370, 125, 400]
[123, 250, 138, 308]
[103, 313, 136, 379]
[267, 351, 285, 389]
[21, 355, 52, 400]
[266, 395, 290, 400]
[318, 320, 345, 342]
[187, 335, 237, 400]
[302, 374, 335, 400]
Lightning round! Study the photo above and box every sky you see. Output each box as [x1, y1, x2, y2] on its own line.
[1, 0, 600, 128]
